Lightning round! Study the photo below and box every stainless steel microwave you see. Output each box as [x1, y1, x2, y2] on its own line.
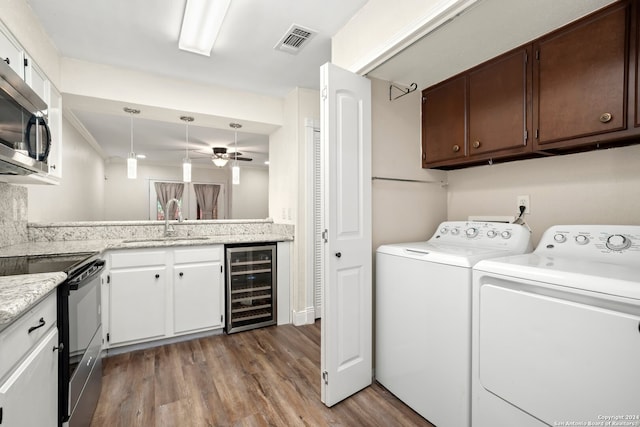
[0, 58, 50, 176]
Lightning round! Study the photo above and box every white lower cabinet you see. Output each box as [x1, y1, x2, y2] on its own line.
[0, 293, 59, 427]
[108, 266, 167, 345]
[104, 245, 224, 349]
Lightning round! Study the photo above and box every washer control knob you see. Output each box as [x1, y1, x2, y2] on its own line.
[575, 235, 589, 245]
[440, 228, 448, 234]
[465, 227, 478, 238]
[501, 231, 511, 239]
[451, 228, 460, 235]
[554, 234, 567, 243]
[487, 230, 497, 238]
[606, 234, 631, 251]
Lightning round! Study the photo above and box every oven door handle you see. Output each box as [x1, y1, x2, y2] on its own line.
[68, 259, 105, 290]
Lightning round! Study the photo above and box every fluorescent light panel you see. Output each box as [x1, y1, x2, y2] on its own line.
[179, 0, 232, 56]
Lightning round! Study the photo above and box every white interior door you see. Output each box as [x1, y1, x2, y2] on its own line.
[320, 62, 372, 407]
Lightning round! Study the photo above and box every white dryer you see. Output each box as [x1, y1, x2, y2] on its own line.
[376, 221, 533, 427]
[472, 225, 640, 427]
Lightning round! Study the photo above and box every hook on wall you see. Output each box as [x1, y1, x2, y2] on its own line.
[389, 82, 418, 101]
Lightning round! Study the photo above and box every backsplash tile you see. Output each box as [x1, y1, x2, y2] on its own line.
[0, 183, 28, 247]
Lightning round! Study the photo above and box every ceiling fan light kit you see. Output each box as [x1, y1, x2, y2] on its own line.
[124, 107, 141, 179]
[178, 0, 231, 56]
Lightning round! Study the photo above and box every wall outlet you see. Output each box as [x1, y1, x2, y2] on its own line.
[517, 195, 530, 214]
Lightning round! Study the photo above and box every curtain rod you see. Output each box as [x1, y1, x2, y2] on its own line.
[372, 176, 448, 186]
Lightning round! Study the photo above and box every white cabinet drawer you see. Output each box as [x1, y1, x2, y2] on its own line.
[0, 292, 56, 380]
[174, 246, 222, 264]
[110, 250, 167, 268]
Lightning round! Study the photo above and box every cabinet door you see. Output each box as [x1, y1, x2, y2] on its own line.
[534, 2, 628, 147]
[108, 267, 166, 345]
[0, 328, 58, 427]
[173, 262, 224, 334]
[469, 47, 531, 157]
[0, 30, 24, 79]
[24, 55, 48, 103]
[46, 85, 62, 178]
[422, 76, 466, 166]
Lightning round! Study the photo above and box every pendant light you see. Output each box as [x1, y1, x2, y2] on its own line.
[180, 116, 194, 183]
[124, 107, 140, 179]
[229, 122, 241, 185]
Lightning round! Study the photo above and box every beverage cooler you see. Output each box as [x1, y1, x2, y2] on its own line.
[225, 243, 277, 333]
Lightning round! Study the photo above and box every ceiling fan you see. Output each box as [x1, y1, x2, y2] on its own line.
[211, 147, 253, 167]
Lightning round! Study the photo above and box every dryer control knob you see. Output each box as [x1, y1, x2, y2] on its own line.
[554, 234, 567, 243]
[575, 235, 589, 245]
[501, 231, 511, 239]
[487, 230, 497, 238]
[606, 234, 631, 251]
[465, 228, 478, 238]
[451, 228, 460, 235]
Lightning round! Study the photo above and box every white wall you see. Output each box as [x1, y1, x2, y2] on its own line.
[230, 167, 269, 219]
[447, 144, 640, 245]
[27, 116, 105, 221]
[370, 77, 447, 249]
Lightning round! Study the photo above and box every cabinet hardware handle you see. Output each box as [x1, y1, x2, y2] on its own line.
[179, 272, 184, 277]
[53, 343, 64, 352]
[472, 141, 481, 149]
[2, 57, 9, 65]
[155, 274, 160, 279]
[452, 144, 460, 153]
[28, 317, 46, 334]
[50, 164, 56, 170]
[335, 252, 342, 258]
[599, 112, 612, 123]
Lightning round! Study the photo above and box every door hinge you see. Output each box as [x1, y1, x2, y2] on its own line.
[106, 333, 110, 342]
[535, 50, 540, 60]
[524, 51, 528, 63]
[221, 315, 223, 324]
[535, 129, 539, 139]
[107, 275, 110, 284]
[23, 57, 28, 67]
[322, 371, 329, 385]
[220, 265, 223, 273]
[321, 86, 328, 100]
[524, 129, 528, 142]
[322, 229, 328, 243]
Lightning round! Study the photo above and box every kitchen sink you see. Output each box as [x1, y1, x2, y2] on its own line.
[121, 236, 211, 243]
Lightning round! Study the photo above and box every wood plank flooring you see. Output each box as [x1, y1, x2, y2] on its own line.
[90, 321, 434, 427]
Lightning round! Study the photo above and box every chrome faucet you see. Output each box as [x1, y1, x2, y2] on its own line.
[164, 198, 182, 236]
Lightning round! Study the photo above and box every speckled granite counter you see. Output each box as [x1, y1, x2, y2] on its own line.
[0, 219, 294, 333]
[0, 272, 66, 332]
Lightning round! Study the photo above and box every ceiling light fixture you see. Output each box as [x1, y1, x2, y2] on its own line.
[229, 123, 241, 185]
[212, 148, 229, 168]
[181, 116, 194, 183]
[124, 107, 140, 179]
[178, 0, 232, 56]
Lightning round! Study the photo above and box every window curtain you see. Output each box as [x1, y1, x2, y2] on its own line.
[155, 182, 184, 220]
[193, 184, 221, 219]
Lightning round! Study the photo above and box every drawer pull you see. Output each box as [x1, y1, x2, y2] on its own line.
[179, 272, 184, 277]
[599, 112, 612, 123]
[472, 140, 481, 149]
[452, 144, 460, 153]
[28, 317, 46, 334]
[155, 274, 160, 279]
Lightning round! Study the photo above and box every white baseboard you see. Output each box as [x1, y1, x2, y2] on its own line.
[292, 307, 316, 326]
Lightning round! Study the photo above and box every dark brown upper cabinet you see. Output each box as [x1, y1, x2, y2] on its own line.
[533, 1, 629, 149]
[421, 76, 466, 167]
[468, 47, 532, 159]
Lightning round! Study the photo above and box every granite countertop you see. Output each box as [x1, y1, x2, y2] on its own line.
[0, 233, 292, 331]
[0, 272, 66, 332]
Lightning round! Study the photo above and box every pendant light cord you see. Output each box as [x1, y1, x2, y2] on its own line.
[130, 114, 134, 153]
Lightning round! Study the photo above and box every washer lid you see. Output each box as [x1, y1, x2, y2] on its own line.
[377, 241, 522, 268]
[474, 253, 640, 300]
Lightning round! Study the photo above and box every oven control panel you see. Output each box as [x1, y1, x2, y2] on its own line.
[537, 225, 640, 260]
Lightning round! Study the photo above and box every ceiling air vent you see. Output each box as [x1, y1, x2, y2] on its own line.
[274, 24, 317, 55]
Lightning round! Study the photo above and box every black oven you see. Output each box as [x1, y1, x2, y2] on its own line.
[0, 252, 104, 426]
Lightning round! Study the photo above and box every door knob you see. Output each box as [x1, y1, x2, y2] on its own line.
[335, 252, 342, 258]
[452, 144, 460, 152]
[472, 141, 481, 149]
[179, 272, 184, 277]
[599, 112, 612, 123]
[155, 274, 160, 279]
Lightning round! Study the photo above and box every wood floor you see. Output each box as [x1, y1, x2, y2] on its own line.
[90, 321, 434, 427]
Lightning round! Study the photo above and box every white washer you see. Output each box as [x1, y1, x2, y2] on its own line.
[376, 221, 533, 427]
[472, 225, 640, 427]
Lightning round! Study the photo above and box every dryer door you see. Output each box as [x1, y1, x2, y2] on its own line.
[478, 281, 640, 425]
